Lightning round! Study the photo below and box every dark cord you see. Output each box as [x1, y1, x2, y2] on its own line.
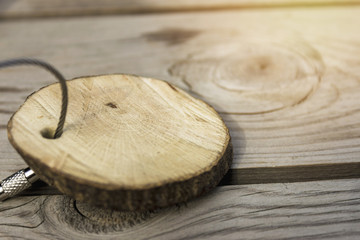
[0, 58, 68, 138]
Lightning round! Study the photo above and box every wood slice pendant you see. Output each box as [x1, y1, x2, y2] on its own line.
[7, 74, 232, 211]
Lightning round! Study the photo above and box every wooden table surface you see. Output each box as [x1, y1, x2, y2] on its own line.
[0, 0, 359, 239]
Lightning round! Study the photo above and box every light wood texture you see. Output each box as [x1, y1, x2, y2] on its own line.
[0, 179, 359, 239]
[7, 74, 231, 210]
[0, 2, 359, 239]
[0, 0, 360, 18]
[1, 6, 360, 183]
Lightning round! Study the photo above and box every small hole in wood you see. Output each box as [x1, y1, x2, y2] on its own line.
[40, 127, 56, 139]
[105, 102, 117, 108]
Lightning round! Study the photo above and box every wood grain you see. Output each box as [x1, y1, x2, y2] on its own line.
[1, 0, 360, 19]
[1, 6, 360, 183]
[7, 74, 231, 210]
[0, 5, 359, 239]
[0, 179, 359, 239]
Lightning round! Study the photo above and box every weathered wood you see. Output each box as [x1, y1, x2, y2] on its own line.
[7, 74, 231, 210]
[1, 6, 360, 183]
[0, 0, 360, 18]
[0, 179, 359, 239]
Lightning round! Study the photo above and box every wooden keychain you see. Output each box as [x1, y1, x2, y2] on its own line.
[0, 58, 232, 211]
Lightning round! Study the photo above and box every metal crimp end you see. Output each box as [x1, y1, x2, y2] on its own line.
[0, 168, 39, 201]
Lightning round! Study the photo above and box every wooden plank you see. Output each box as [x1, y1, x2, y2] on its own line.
[0, 179, 359, 239]
[1, 6, 360, 183]
[0, 0, 360, 19]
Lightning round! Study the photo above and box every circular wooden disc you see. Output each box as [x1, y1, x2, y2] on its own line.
[8, 74, 232, 210]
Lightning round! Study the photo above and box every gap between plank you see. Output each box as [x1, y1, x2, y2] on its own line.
[1, 1, 360, 20]
[17, 162, 360, 196]
[219, 162, 360, 185]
